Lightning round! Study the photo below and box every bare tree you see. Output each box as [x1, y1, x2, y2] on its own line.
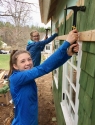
[0, 0, 39, 26]
[0, 0, 39, 49]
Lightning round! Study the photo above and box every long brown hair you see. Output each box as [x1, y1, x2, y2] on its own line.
[8, 50, 31, 77]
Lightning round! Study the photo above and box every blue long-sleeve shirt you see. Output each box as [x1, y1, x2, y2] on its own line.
[9, 41, 71, 125]
[26, 33, 58, 67]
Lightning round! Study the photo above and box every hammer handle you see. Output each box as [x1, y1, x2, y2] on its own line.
[72, 26, 78, 54]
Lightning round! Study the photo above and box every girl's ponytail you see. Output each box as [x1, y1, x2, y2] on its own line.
[8, 50, 18, 77]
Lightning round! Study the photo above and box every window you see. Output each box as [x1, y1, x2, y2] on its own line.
[53, 40, 60, 89]
[46, 45, 50, 50]
[61, 42, 82, 125]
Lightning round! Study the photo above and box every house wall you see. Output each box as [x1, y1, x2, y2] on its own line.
[77, 0, 95, 125]
[52, 0, 95, 125]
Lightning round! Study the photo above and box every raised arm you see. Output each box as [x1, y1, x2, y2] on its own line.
[39, 33, 58, 46]
[13, 29, 79, 86]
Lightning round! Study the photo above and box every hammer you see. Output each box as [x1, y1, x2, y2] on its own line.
[64, 6, 86, 53]
[45, 28, 50, 39]
[64, 6, 86, 29]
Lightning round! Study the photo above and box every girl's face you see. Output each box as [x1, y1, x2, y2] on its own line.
[13, 53, 33, 71]
[32, 32, 40, 42]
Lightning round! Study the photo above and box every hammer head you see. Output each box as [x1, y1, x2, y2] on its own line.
[45, 28, 50, 36]
[64, 6, 86, 12]
[64, 6, 86, 27]
[45, 28, 50, 32]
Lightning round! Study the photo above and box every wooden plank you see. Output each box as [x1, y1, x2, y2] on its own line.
[91, 30, 95, 41]
[55, 35, 67, 40]
[66, 11, 73, 21]
[77, 0, 85, 6]
[79, 30, 92, 41]
[0, 71, 5, 79]
[55, 30, 95, 42]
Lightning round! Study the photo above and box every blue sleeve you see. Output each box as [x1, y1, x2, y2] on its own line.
[26, 33, 58, 51]
[38, 33, 58, 46]
[15, 41, 71, 85]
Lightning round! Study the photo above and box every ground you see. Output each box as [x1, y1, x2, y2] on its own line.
[0, 72, 57, 125]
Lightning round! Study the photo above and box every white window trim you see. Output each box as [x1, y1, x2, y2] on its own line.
[53, 40, 60, 89]
[54, 68, 59, 89]
[74, 41, 82, 125]
[60, 101, 73, 125]
[61, 41, 82, 125]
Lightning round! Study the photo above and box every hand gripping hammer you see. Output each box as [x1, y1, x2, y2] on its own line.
[64, 6, 86, 53]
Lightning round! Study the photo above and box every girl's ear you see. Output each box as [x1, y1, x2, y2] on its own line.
[13, 64, 19, 70]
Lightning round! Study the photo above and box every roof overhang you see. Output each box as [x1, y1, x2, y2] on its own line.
[39, 0, 58, 24]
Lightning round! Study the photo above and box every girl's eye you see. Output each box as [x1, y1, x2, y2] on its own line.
[28, 58, 32, 61]
[20, 58, 32, 63]
[21, 60, 25, 63]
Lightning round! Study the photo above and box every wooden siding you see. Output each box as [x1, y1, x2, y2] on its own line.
[53, 0, 95, 125]
[39, 0, 95, 125]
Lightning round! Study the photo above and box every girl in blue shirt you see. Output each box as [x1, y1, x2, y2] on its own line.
[8, 29, 79, 125]
[26, 29, 58, 67]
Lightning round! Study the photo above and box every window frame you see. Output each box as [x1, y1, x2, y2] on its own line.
[45, 45, 50, 50]
[61, 42, 82, 125]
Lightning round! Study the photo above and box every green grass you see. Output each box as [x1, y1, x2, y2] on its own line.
[0, 54, 10, 70]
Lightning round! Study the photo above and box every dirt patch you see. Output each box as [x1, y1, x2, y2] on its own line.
[36, 72, 57, 125]
[0, 72, 57, 125]
[0, 103, 14, 125]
